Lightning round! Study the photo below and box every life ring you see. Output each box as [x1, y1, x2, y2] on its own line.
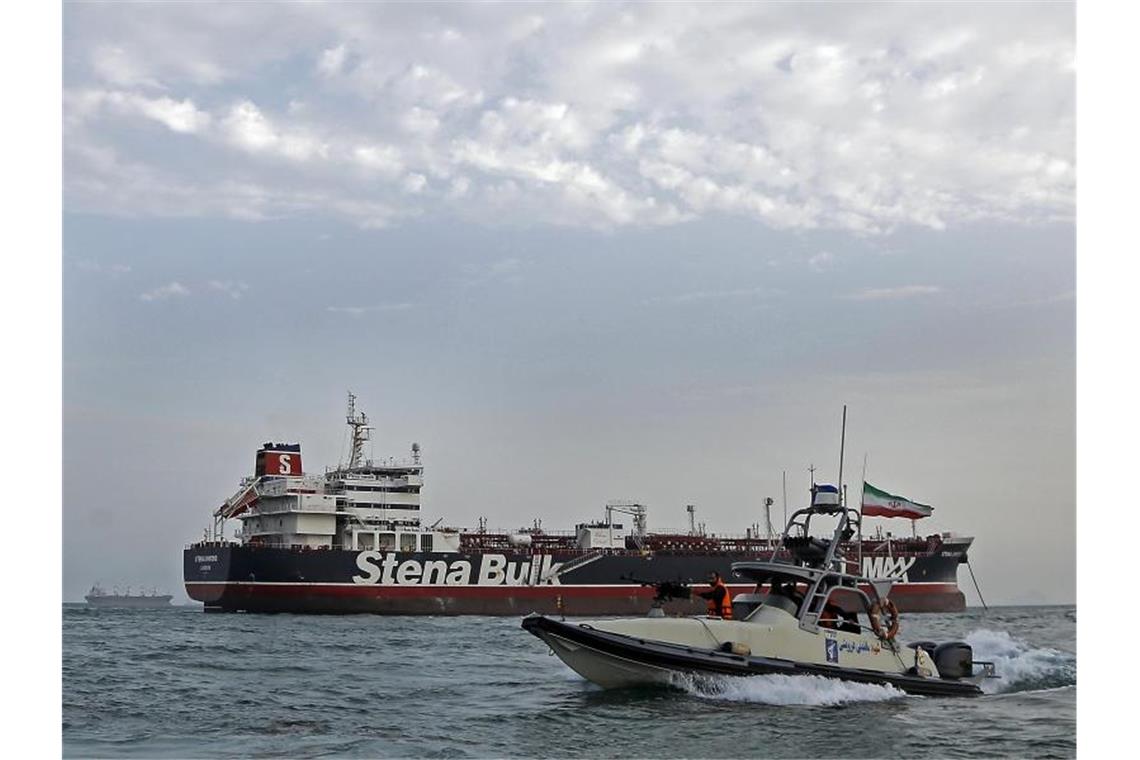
[869, 598, 900, 640]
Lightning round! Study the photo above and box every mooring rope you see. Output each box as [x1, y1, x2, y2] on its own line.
[966, 561, 989, 611]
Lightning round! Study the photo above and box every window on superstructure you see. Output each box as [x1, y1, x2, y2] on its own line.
[421, 534, 433, 552]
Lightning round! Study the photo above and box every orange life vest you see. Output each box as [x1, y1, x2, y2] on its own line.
[706, 579, 733, 619]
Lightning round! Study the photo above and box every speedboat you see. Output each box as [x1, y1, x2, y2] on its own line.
[522, 485, 997, 698]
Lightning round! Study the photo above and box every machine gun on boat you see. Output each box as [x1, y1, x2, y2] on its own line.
[620, 575, 693, 615]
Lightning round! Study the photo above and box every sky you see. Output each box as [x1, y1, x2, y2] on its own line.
[62, 1, 1075, 605]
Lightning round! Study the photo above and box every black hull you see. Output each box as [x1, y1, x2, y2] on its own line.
[185, 544, 967, 615]
[521, 614, 984, 697]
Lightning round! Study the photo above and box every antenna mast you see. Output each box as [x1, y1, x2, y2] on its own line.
[763, 497, 775, 541]
[837, 405, 847, 506]
[346, 391, 372, 469]
[782, 470, 788, 529]
[859, 452, 868, 570]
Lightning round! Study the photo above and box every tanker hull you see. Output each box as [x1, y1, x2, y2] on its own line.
[184, 545, 966, 615]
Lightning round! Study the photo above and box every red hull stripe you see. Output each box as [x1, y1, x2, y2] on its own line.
[185, 582, 960, 597]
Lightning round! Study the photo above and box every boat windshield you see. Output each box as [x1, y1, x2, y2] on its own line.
[762, 590, 799, 617]
[730, 579, 807, 619]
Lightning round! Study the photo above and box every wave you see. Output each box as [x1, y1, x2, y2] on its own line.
[964, 629, 1076, 695]
[669, 628, 1074, 703]
[673, 672, 907, 706]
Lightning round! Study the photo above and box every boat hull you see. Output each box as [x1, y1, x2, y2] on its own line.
[521, 614, 984, 697]
[184, 545, 967, 615]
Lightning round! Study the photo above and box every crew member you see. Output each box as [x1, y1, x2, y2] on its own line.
[820, 603, 842, 630]
[839, 609, 862, 634]
[698, 572, 733, 619]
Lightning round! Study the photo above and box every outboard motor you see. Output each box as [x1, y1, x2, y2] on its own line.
[933, 641, 974, 680]
[907, 641, 937, 656]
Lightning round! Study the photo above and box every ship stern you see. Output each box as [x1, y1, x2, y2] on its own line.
[183, 545, 235, 608]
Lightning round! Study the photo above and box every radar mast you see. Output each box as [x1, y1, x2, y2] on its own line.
[345, 391, 372, 469]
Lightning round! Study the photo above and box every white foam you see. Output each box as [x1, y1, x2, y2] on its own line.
[964, 628, 1076, 695]
[674, 673, 907, 706]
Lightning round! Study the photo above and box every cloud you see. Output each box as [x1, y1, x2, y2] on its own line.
[69, 90, 211, 134]
[353, 144, 404, 176]
[846, 285, 943, 301]
[134, 96, 211, 133]
[401, 173, 427, 194]
[139, 282, 190, 302]
[64, 3, 1074, 233]
[222, 101, 327, 161]
[326, 303, 414, 316]
[317, 44, 348, 77]
[808, 251, 834, 272]
[208, 280, 249, 299]
[90, 45, 162, 89]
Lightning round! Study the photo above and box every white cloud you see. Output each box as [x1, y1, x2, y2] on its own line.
[139, 282, 190, 302]
[208, 280, 249, 299]
[401, 173, 427, 194]
[317, 44, 348, 77]
[221, 101, 328, 161]
[135, 96, 211, 133]
[64, 3, 1074, 233]
[91, 46, 162, 89]
[353, 144, 404, 176]
[69, 90, 211, 134]
[395, 64, 484, 109]
[808, 251, 834, 272]
[400, 107, 440, 134]
[222, 101, 276, 151]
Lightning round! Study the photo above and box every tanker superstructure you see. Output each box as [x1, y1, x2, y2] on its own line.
[184, 395, 974, 615]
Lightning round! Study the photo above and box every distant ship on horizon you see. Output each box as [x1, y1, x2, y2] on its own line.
[84, 584, 173, 609]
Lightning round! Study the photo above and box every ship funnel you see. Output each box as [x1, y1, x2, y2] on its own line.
[255, 443, 303, 477]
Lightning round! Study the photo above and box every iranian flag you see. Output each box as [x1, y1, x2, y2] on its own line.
[861, 482, 933, 519]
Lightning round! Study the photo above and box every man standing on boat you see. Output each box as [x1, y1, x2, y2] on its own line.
[699, 572, 733, 619]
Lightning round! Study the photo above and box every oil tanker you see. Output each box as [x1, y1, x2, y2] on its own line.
[184, 395, 974, 615]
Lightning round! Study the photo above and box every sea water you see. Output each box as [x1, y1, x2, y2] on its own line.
[62, 605, 1075, 758]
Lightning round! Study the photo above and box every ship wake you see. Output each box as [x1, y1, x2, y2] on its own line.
[672, 672, 907, 706]
[670, 628, 1075, 703]
[964, 628, 1076, 695]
